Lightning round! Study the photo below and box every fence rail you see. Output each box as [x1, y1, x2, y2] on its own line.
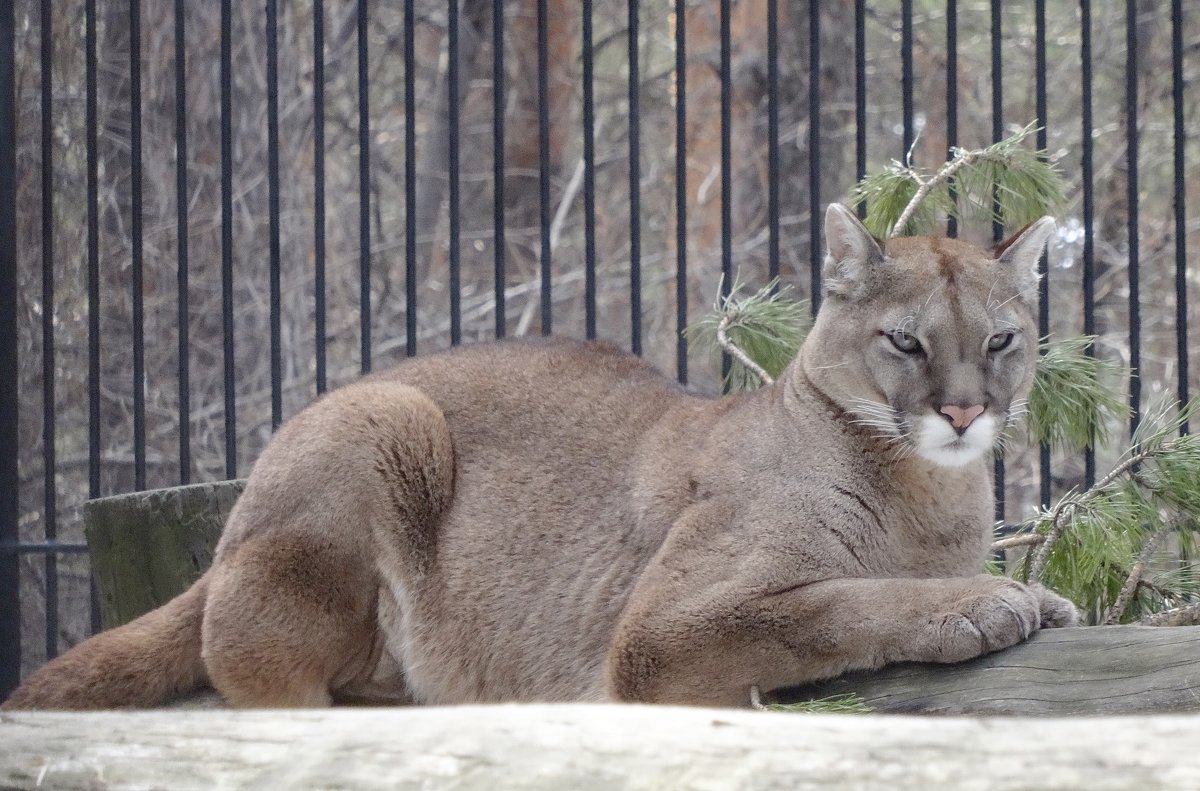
[1, 0, 1195, 697]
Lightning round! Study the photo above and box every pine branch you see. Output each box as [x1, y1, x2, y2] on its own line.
[1140, 602, 1200, 627]
[991, 533, 1045, 552]
[1102, 526, 1169, 625]
[763, 691, 872, 714]
[890, 153, 974, 238]
[852, 122, 1066, 238]
[1014, 399, 1200, 621]
[717, 315, 774, 386]
[1028, 447, 1160, 584]
[1137, 577, 1178, 601]
[686, 277, 810, 393]
[1027, 336, 1127, 453]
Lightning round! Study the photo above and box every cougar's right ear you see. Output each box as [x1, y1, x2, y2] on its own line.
[823, 203, 885, 299]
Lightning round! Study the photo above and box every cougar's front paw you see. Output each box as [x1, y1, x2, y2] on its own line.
[1029, 583, 1080, 628]
[929, 576, 1041, 663]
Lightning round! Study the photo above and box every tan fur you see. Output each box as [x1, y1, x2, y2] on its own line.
[2, 205, 1076, 711]
[2, 574, 208, 709]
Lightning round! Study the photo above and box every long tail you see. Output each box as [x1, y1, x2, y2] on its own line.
[1, 573, 210, 710]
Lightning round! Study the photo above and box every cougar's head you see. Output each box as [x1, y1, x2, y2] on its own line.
[800, 203, 1055, 467]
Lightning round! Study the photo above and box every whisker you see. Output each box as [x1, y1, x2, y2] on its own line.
[844, 397, 915, 455]
[988, 291, 1022, 313]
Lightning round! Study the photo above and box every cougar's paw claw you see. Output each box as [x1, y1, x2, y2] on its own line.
[1029, 583, 1080, 628]
[933, 577, 1041, 662]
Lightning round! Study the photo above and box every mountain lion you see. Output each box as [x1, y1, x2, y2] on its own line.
[3, 204, 1077, 710]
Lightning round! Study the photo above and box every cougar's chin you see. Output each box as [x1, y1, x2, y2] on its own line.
[913, 413, 998, 467]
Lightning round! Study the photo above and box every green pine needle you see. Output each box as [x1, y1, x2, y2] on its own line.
[1010, 397, 1200, 622]
[1029, 486, 1158, 622]
[686, 276, 810, 392]
[851, 122, 1067, 238]
[1027, 336, 1127, 452]
[1130, 399, 1200, 516]
[850, 167, 935, 237]
[952, 136, 1069, 229]
[768, 693, 872, 714]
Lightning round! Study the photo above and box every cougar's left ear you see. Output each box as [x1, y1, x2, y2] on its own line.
[994, 217, 1056, 302]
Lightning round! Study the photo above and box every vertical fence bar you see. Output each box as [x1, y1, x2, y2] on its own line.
[946, 0, 957, 238]
[854, 0, 866, 217]
[537, 0, 551, 335]
[628, 0, 641, 355]
[130, 0, 146, 490]
[40, 0, 58, 659]
[86, 0, 99, 499]
[582, 0, 596, 340]
[492, 0, 505, 338]
[174, 0, 190, 482]
[808, 0, 821, 311]
[1035, 0, 1050, 507]
[901, 0, 913, 159]
[674, 0, 687, 383]
[719, 0, 731, 381]
[990, 0, 1004, 523]
[766, 0, 779, 284]
[990, 0, 1002, 244]
[267, 0, 282, 428]
[448, 0, 461, 346]
[1172, 0, 1188, 432]
[0, 0, 19, 697]
[85, 0, 101, 634]
[313, 0, 327, 393]
[1080, 0, 1095, 487]
[1125, 0, 1140, 438]
[220, 0, 237, 479]
[404, 0, 417, 356]
[357, 0, 371, 371]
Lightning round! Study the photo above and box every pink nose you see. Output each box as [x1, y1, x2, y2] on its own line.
[940, 404, 985, 430]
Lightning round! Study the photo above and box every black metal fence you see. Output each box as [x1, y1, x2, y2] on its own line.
[0, 0, 1195, 697]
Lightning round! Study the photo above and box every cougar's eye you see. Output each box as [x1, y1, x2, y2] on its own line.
[887, 329, 922, 354]
[987, 331, 1015, 352]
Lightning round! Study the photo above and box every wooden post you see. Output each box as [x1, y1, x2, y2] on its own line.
[83, 480, 244, 630]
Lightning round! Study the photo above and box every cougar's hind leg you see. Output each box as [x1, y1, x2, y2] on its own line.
[199, 381, 456, 708]
[201, 536, 378, 707]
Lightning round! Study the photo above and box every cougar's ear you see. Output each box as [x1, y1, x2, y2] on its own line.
[823, 203, 885, 299]
[994, 216, 1056, 302]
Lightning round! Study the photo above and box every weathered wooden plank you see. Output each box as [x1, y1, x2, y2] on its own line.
[3, 704, 1200, 790]
[84, 480, 244, 629]
[156, 625, 1200, 716]
[780, 624, 1200, 715]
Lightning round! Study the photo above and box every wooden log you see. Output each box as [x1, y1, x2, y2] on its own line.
[158, 625, 1200, 715]
[84, 480, 245, 629]
[779, 623, 1200, 716]
[74, 481, 1200, 718]
[3, 704, 1200, 790]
